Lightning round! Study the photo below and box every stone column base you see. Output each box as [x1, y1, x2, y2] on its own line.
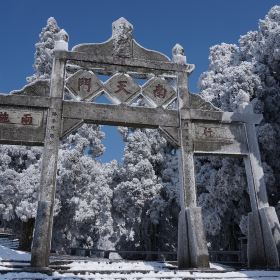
[177, 207, 209, 269]
[248, 206, 280, 267]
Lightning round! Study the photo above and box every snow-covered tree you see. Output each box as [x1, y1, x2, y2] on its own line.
[53, 124, 115, 252]
[0, 17, 112, 253]
[0, 17, 63, 231]
[0, 144, 42, 222]
[111, 127, 179, 256]
[0, 144, 42, 249]
[27, 17, 61, 82]
[195, 156, 250, 250]
[198, 5, 280, 248]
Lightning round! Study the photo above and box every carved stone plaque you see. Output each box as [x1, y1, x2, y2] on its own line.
[104, 73, 140, 104]
[142, 77, 176, 107]
[66, 70, 103, 101]
[0, 107, 46, 145]
[0, 107, 43, 127]
[192, 122, 248, 155]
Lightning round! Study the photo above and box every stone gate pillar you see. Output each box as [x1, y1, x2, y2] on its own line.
[31, 32, 68, 267]
[173, 45, 209, 269]
[240, 103, 280, 267]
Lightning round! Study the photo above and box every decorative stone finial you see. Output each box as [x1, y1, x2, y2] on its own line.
[112, 17, 133, 58]
[56, 29, 69, 42]
[236, 90, 251, 113]
[54, 29, 69, 51]
[172, 43, 187, 64]
[173, 44, 184, 56]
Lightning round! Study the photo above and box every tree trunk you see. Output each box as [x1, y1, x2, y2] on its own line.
[19, 218, 35, 251]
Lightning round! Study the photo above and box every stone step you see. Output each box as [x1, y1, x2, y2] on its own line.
[0, 260, 279, 279]
[0, 271, 278, 280]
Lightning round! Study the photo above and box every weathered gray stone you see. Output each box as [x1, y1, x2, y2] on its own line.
[172, 44, 187, 65]
[186, 207, 209, 268]
[245, 122, 269, 208]
[243, 157, 258, 212]
[61, 118, 83, 138]
[142, 77, 176, 108]
[247, 210, 267, 267]
[239, 104, 280, 267]
[0, 94, 51, 108]
[177, 209, 190, 269]
[259, 207, 280, 264]
[73, 18, 171, 64]
[54, 29, 69, 51]
[193, 122, 248, 155]
[10, 79, 50, 97]
[112, 17, 133, 58]
[181, 108, 262, 124]
[176, 66, 209, 268]
[66, 70, 103, 101]
[248, 208, 280, 268]
[31, 200, 53, 267]
[31, 54, 66, 267]
[62, 101, 179, 128]
[104, 73, 140, 104]
[0, 106, 46, 146]
[0, 107, 42, 126]
[57, 49, 194, 78]
[189, 94, 220, 112]
[159, 126, 179, 147]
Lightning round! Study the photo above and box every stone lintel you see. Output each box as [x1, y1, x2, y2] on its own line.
[0, 94, 51, 108]
[54, 50, 192, 74]
[62, 101, 178, 128]
[181, 109, 262, 124]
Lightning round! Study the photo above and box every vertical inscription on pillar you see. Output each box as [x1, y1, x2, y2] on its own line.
[47, 110, 58, 144]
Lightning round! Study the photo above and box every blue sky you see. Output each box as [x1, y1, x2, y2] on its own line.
[0, 0, 279, 162]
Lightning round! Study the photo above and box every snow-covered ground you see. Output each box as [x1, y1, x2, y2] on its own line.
[0, 246, 30, 262]
[0, 246, 279, 279]
[0, 269, 280, 280]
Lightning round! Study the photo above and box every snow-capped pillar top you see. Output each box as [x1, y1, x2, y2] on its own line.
[236, 95, 252, 114]
[172, 43, 187, 64]
[112, 17, 133, 58]
[54, 29, 69, 51]
[172, 43, 190, 109]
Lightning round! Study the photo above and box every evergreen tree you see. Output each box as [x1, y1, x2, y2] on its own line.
[197, 5, 280, 248]
[0, 17, 63, 234]
[111, 127, 179, 256]
[26, 17, 61, 83]
[53, 124, 114, 252]
[0, 17, 111, 253]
